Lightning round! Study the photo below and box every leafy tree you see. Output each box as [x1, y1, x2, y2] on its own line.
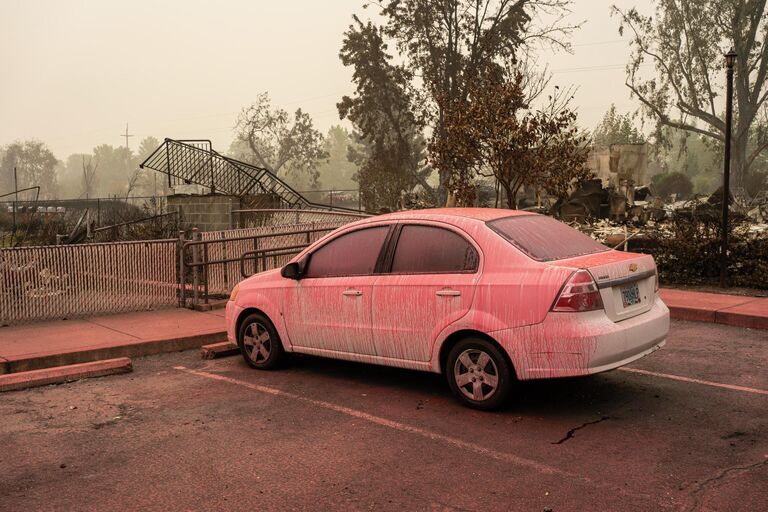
[92, 144, 134, 196]
[654, 128, 721, 193]
[135, 136, 160, 163]
[364, 0, 579, 205]
[0, 140, 58, 198]
[338, 18, 432, 210]
[129, 136, 164, 196]
[613, 0, 768, 189]
[235, 92, 327, 187]
[744, 168, 767, 196]
[314, 126, 360, 190]
[652, 171, 694, 199]
[593, 104, 645, 146]
[430, 73, 591, 208]
[347, 131, 427, 212]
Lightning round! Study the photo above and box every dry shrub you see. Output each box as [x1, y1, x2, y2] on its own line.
[646, 209, 768, 289]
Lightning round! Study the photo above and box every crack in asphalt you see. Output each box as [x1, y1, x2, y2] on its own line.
[685, 458, 768, 512]
[551, 416, 610, 445]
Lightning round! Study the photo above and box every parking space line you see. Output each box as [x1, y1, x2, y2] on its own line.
[174, 365, 578, 480]
[619, 367, 768, 396]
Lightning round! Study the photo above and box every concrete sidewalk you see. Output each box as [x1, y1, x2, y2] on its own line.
[0, 308, 226, 374]
[660, 288, 768, 329]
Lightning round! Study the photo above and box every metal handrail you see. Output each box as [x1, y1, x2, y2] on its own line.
[239, 246, 307, 278]
[179, 225, 338, 308]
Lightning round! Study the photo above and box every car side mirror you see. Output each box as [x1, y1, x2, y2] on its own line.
[281, 261, 303, 280]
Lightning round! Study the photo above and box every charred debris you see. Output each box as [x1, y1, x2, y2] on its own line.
[531, 178, 768, 250]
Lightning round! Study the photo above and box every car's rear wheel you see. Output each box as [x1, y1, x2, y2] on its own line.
[238, 312, 283, 370]
[446, 337, 513, 410]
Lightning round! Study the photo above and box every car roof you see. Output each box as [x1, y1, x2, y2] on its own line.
[367, 207, 533, 224]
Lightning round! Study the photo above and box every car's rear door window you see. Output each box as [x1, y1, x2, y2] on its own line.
[390, 225, 478, 274]
[488, 215, 609, 262]
[304, 226, 389, 277]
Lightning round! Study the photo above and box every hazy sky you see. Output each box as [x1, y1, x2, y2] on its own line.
[1, 0, 643, 160]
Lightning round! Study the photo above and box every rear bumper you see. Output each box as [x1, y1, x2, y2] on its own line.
[493, 295, 669, 380]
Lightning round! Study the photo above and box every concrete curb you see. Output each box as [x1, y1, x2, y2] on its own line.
[1, 331, 226, 375]
[667, 306, 768, 329]
[0, 357, 133, 393]
[201, 341, 240, 359]
[662, 289, 768, 330]
[715, 309, 768, 330]
[667, 306, 717, 324]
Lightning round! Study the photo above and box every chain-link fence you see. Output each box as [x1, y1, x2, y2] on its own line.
[0, 239, 178, 325]
[0, 210, 366, 324]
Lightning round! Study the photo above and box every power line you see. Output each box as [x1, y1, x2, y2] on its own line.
[551, 62, 652, 74]
[572, 39, 626, 47]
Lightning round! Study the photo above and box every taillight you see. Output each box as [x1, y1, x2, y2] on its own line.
[551, 269, 604, 312]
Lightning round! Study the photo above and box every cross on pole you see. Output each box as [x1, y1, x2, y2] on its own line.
[121, 123, 134, 149]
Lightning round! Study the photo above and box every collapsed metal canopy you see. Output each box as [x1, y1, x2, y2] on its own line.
[139, 138, 312, 208]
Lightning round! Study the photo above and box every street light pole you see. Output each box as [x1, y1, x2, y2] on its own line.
[720, 48, 737, 288]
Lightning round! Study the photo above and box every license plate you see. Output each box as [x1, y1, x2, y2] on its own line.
[621, 283, 641, 308]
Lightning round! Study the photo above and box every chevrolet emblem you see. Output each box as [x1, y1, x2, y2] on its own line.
[629, 263, 638, 272]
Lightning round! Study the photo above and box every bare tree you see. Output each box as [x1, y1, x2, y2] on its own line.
[235, 93, 327, 186]
[613, 0, 768, 189]
[81, 156, 98, 199]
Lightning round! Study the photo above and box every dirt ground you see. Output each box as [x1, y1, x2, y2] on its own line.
[1, 319, 766, 511]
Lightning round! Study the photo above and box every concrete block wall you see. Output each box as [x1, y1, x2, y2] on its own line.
[167, 194, 241, 231]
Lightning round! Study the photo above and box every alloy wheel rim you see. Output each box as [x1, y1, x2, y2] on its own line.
[454, 349, 499, 401]
[243, 322, 271, 363]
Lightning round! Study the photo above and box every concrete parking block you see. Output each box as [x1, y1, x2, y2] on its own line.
[0, 357, 133, 392]
[200, 341, 239, 359]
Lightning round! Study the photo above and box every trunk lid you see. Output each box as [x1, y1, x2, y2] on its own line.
[550, 250, 657, 322]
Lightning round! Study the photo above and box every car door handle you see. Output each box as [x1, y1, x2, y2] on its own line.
[342, 289, 363, 297]
[436, 289, 461, 297]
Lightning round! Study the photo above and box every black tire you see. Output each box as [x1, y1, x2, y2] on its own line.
[445, 337, 513, 410]
[237, 312, 284, 370]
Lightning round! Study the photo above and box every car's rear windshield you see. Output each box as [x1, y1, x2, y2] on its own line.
[487, 215, 610, 262]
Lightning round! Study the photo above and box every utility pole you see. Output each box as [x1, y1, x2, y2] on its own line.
[121, 123, 134, 149]
[11, 166, 18, 240]
[720, 48, 737, 288]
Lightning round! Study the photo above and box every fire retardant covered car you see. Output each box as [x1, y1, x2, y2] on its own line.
[226, 208, 670, 410]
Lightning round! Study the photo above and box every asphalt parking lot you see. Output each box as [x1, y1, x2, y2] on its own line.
[1, 319, 766, 512]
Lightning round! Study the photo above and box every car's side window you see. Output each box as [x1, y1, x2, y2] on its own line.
[303, 226, 389, 278]
[390, 224, 479, 274]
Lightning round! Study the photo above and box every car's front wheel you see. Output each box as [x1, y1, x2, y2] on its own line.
[238, 312, 284, 370]
[446, 337, 513, 410]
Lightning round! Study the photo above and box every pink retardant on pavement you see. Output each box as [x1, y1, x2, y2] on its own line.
[660, 288, 768, 329]
[0, 308, 226, 374]
[0, 357, 133, 392]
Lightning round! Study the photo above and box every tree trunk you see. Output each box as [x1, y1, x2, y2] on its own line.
[731, 129, 749, 192]
[438, 168, 451, 206]
[505, 183, 521, 209]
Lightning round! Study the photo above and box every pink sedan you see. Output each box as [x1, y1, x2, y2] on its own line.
[226, 208, 669, 409]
